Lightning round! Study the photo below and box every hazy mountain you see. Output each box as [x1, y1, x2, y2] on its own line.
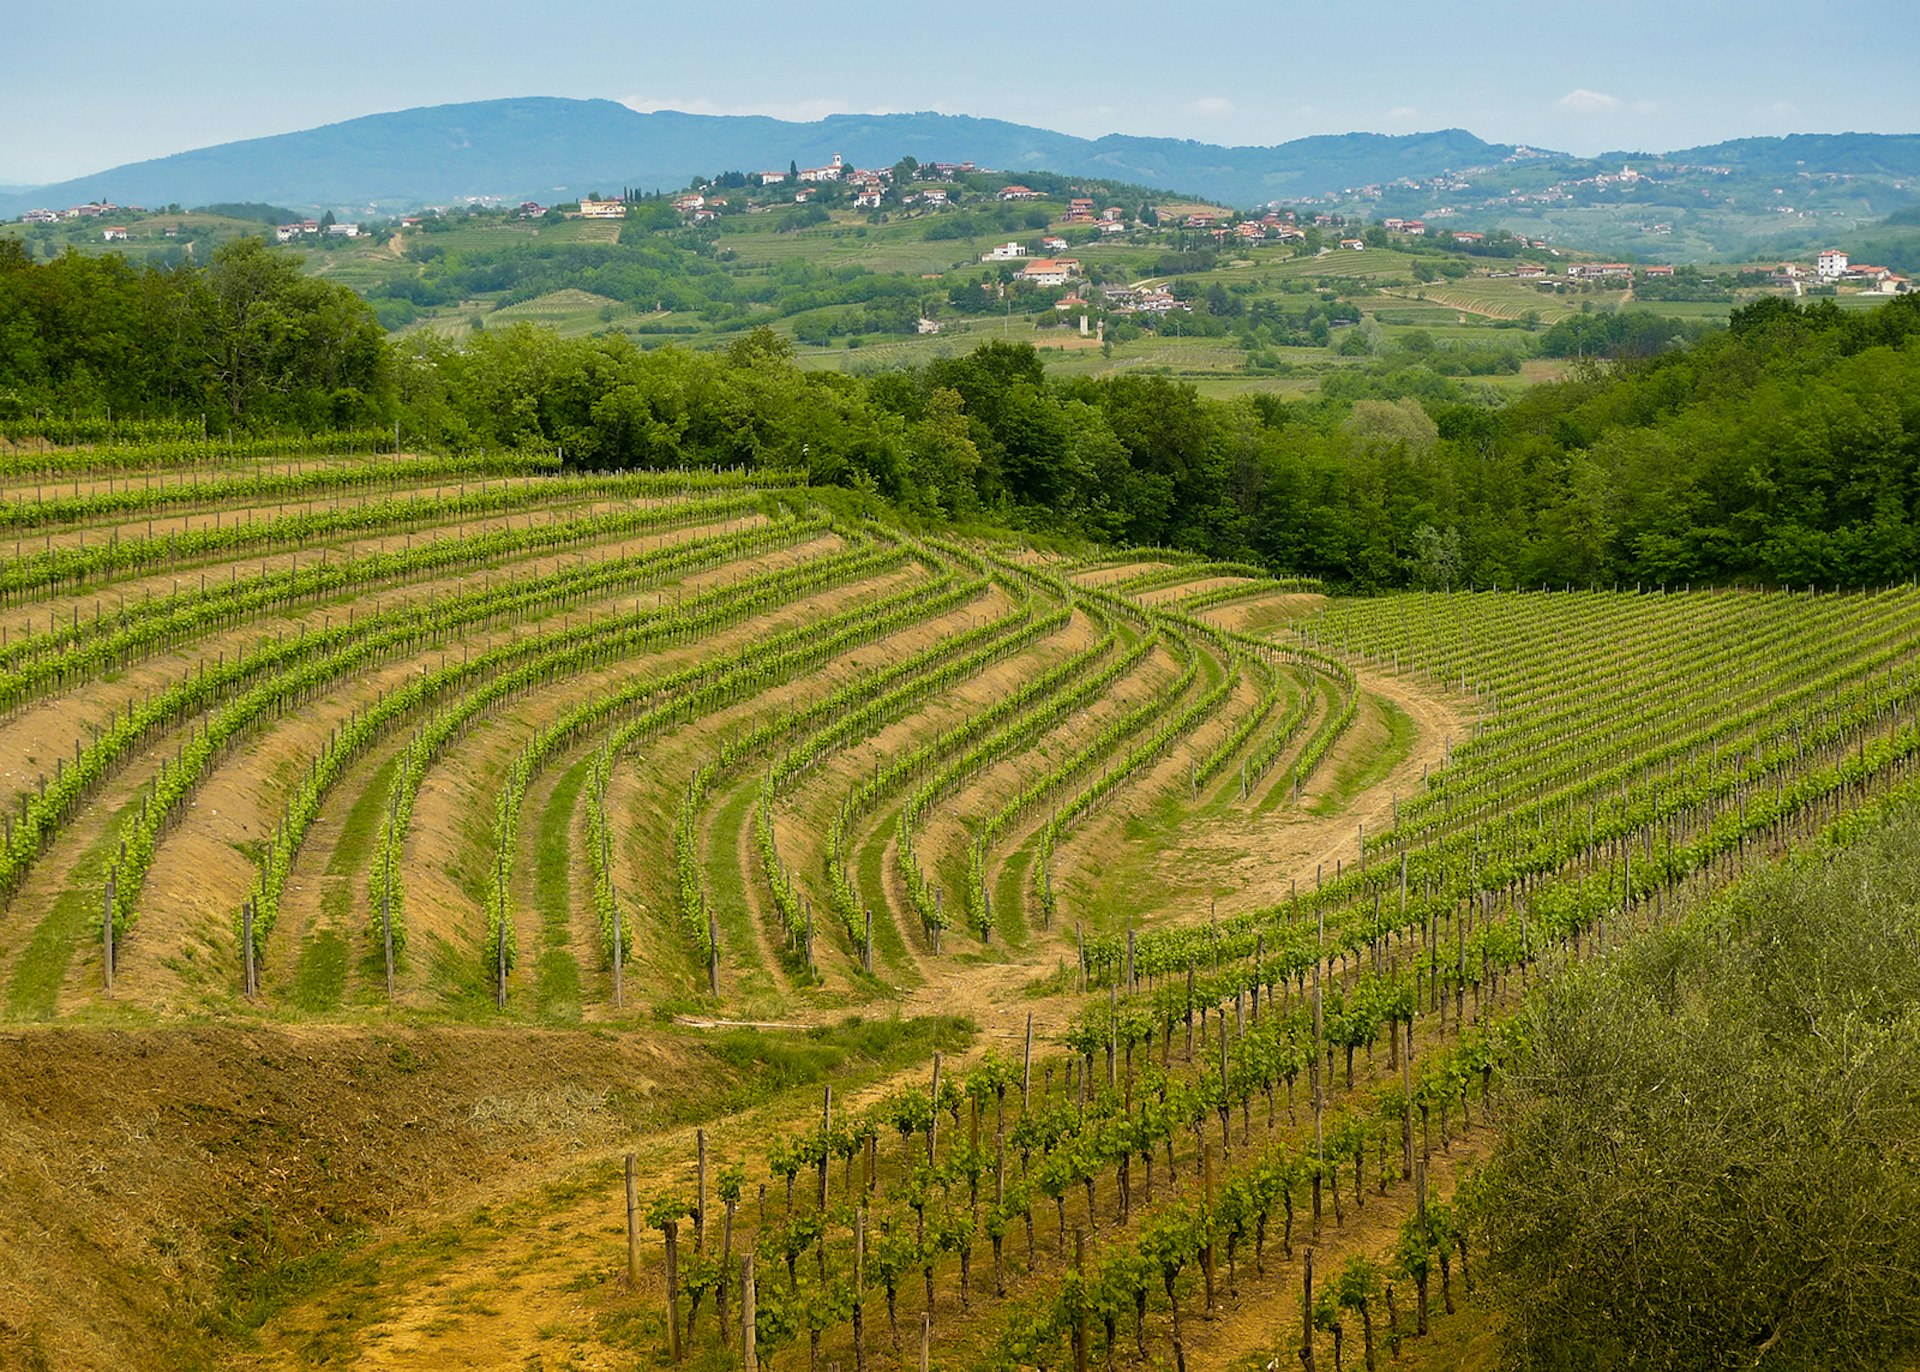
[1658, 132, 1920, 176]
[7, 100, 1917, 222]
[0, 98, 1524, 215]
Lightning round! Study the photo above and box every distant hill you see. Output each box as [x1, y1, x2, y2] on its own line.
[0, 98, 1526, 216]
[7, 100, 1919, 225]
[1658, 132, 1920, 177]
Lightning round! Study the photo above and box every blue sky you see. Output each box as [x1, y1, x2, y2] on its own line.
[7, 0, 1917, 185]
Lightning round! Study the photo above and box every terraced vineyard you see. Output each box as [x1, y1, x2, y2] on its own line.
[3, 434, 1917, 1370]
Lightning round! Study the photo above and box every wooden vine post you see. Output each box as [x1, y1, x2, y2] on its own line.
[819, 1087, 832, 1210]
[102, 872, 115, 995]
[242, 896, 256, 998]
[1022, 1012, 1034, 1113]
[1072, 1226, 1089, 1372]
[495, 845, 509, 1009]
[383, 783, 397, 999]
[696, 1129, 708, 1254]
[1312, 907, 1325, 1230]
[741, 1252, 758, 1372]
[993, 1133, 1007, 1296]
[663, 1217, 683, 1363]
[1300, 1247, 1317, 1372]
[611, 834, 624, 1011]
[928, 1052, 942, 1164]
[852, 1207, 867, 1372]
[708, 904, 720, 995]
[1201, 1144, 1217, 1314]
[1415, 1158, 1430, 1334]
[624, 1153, 641, 1290]
[610, 901, 625, 1005]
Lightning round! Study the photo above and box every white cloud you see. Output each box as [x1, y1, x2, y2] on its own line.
[1764, 100, 1799, 118]
[1386, 106, 1418, 121]
[1187, 97, 1233, 116]
[1556, 88, 1621, 115]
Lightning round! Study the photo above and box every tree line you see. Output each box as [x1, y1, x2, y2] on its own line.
[5, 236, 1917, 587]
[0, 237, 388, 432]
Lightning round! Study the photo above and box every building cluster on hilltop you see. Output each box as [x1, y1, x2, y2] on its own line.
[1809, 248, 1909, 292]
[274, 219, 360, 242]
[20, 201, 139, 224]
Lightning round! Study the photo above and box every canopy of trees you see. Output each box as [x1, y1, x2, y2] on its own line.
[1468, 802, 1920, 1371]
[5, 239, 1917, 590]
[0, 237, 389, 430]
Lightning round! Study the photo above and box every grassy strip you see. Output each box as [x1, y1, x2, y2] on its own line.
[531, 755, 591, 1022]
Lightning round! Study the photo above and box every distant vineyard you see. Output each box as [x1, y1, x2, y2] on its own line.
[2, 435, 1915, 1368]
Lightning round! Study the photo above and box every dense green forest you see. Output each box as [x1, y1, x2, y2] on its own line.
[0, 237, 388, 431]
[4, 237, 1917, 586]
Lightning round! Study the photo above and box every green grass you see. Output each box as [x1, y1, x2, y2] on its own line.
[1309, 695, 1414, 817]
[1255, 675, 1339, 816]
[531, 755, 589, 1022]
[703, 778, 783, 1007]
[286, 931, 349, 1014]
[4, 821, 121, 1019]
[854, 804, 919, 983]
[993, 844, 1036, 947]
[290, 752, 400, 1012]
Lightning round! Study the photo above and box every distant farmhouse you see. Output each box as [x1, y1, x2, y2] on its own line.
[1017, 257, 1080, 287]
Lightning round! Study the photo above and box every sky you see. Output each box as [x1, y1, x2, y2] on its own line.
[6, 0, 1918, 186]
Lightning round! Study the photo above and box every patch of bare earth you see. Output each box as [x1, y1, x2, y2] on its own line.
[0, 1023, 710, 1372]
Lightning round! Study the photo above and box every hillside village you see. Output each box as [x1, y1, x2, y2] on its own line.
[7, 148, 1911, 375]
[19, 160, 1908, 305]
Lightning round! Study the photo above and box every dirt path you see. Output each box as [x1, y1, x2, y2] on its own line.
[226, 631, 1473, 1372]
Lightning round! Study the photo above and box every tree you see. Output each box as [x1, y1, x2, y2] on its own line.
[191, 235, 387, 427]
[1410, 525, 1462, 590]
[1469, 806, 1920, 1369]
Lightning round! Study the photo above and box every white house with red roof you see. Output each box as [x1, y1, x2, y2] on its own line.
[1019, 258, 1080, 287]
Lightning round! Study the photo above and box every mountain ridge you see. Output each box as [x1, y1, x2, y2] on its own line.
[0, 99, 1526, 215]
[4, 98, 1917, 220]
